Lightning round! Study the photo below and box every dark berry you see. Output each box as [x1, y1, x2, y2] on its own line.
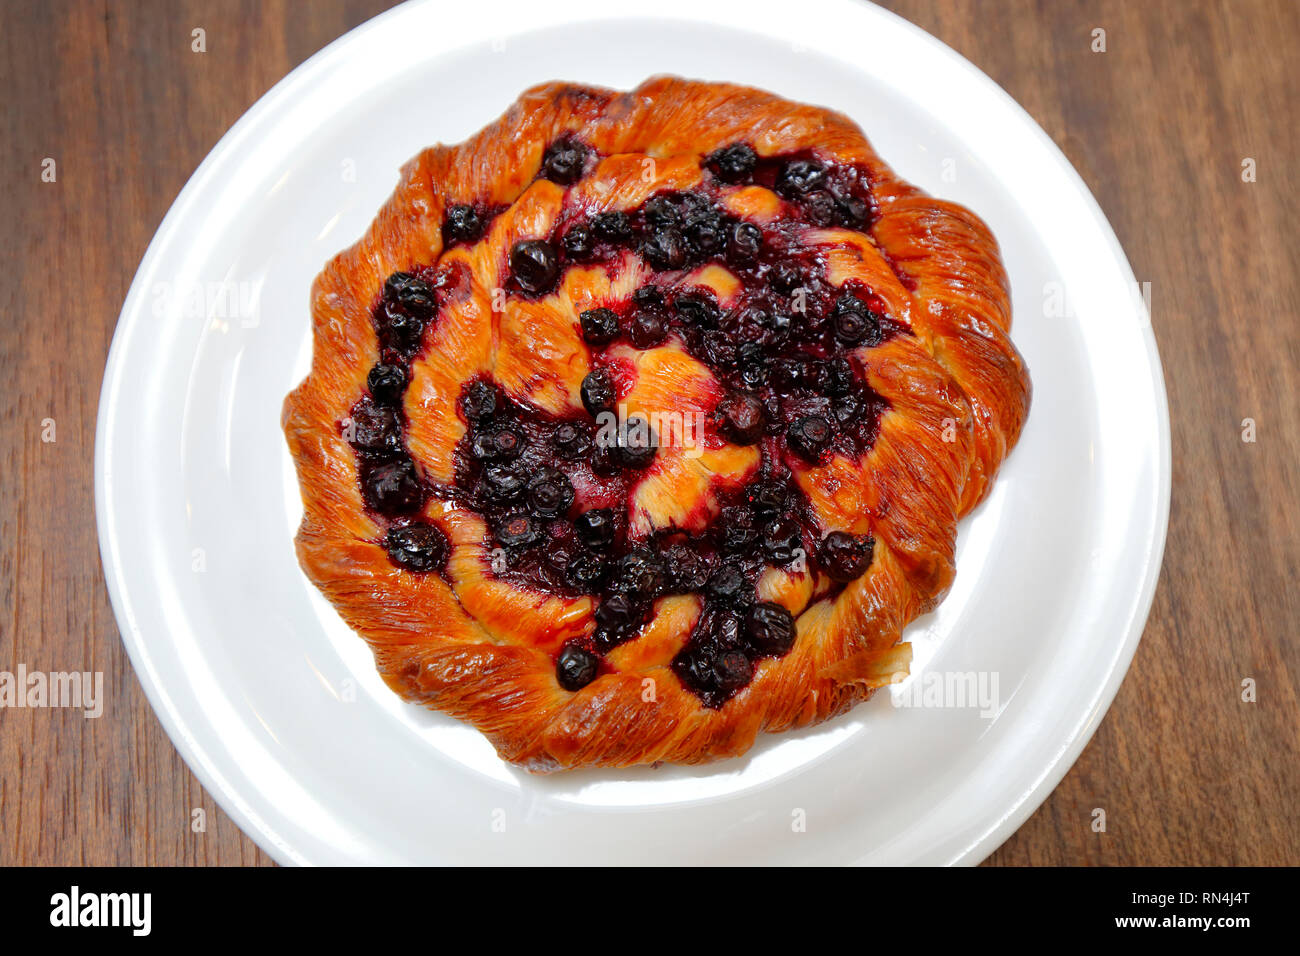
[717, 392, 764, 445]
[552, 421, 592, 459]
[385, 522, 448, 572]
[596, 592, 645, 631]
[526, 467, 575, 517]
[574, 508, 616, 549]
[776, 159, 827, 198]
[833, 395, 862, 424]
[629, 310, 667, 349]
[617, 418, 657, 470]
[562, 224, 596, 262]
[674, 292, 721, 328]
[443, 204, 484, 245]
[706, 565, 750, 604]
[664, 544, 711, 592]
[701, 332, 739, 369]
[462, 380, 498, 422]
[367, 363, 407, 405]
[480, 464, 525, 504]
[675, 642, 752, 702]
[761, 517, 803, 564]
[746, 480, 790, 518]
[641, 228, 687, 271]
[834, 293, 884, 346]
[644, 194, 684, 226]
[769, 261, 803, 294]
[706, 143, 758, 183]
[615, 549, 664, 601]
[472, 425, 525, 461]
[804, 190, 840, 226]
[801, 359, 831, 393]
[833, 305, 881, 346]
[509, 239, 559, 294]
[383, 272, 436, 316]
[565, 552, 608, 590]
[580, 369, 616, 416]
[556, 645, 599, 691]
[632, 286, 665, 310]
[349, 399, 403, 454]
[684, 209, 727, 257]
[540, 138, 587, 184]
[771, 358, 802, 390]
[579, 307, 620, 346]
[362, 459, 422, 515]
[819, 531, 874, 582]
[739, 362, 767, 390]
[727, 221, 762, 263]
[376, 301, 425, 353]
[787, 415, 832, 462]
[721, 511, 758, 553]
[592, 211, 632, 241]
[826, 356, 855, 396]
[746, 602, 796, 656]
[494, 512, 540, 549]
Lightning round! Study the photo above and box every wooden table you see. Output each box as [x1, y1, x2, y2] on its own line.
[1, 0, 1295, 866]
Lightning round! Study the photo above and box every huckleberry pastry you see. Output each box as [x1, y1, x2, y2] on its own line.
[282, 78, 1031, 771]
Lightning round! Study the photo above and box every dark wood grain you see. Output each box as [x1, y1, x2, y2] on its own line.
[0, 0, 1295, 866]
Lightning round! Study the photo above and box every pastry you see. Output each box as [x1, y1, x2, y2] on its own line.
[282, 77, 1031, 771]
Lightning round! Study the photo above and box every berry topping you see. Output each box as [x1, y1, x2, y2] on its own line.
[362, 459, 423, 515]
[706, 565, 749, 605]
[385, 522, 449, 572]
[383, 272, 436, 316]
[674, 292, 721, 328]
[833, 297, 883, 346]
[574, 508, 616, 548]
[556, 645, 599, 691]
[717, 393, 765, 445]
[727, 220, 762, 263]
[675, 642, 753, 703]
[349, 399, 403, 455]
[472, 425, 525, 461]
[579, 307, 620, 346]
[479, 464, 526, 504]
[629, 310, 667, 349]
[367, 363, 407, 405]
[509, 239, 559, 294]
[580, 369, 617, 416]
[442, 204, 484, 245]
[540, 138, 588, 184]
[375, 301, 426, 354]
[462, 381, 498, 422]
[819, 530, 874, 582]
[562, 224, 596, 262]
[565, 552, 608, 590]
[592, 211, 632, 241]
[706, 143, 758, 183]
[746, 602, 796, 656]
[640, 227, 688, 271]
[596, 592, 646, 631]
[526, 467, 575, 517]
[494, 512, 541, 550]
[776, 159, 827, 198]
[761, 517, 803, 564]
[552, 421, 592, 459]
[787, 415, 832, 462]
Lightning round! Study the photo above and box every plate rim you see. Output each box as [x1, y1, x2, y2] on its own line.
[95, 0, 1171, 866]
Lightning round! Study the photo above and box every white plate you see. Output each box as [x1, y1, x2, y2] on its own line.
[96, 0, 1169, 865]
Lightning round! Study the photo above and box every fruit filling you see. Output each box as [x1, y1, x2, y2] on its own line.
[342, 145, 905, 705]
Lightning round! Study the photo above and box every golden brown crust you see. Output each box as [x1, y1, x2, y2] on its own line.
[282, 77, 1031, 771]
